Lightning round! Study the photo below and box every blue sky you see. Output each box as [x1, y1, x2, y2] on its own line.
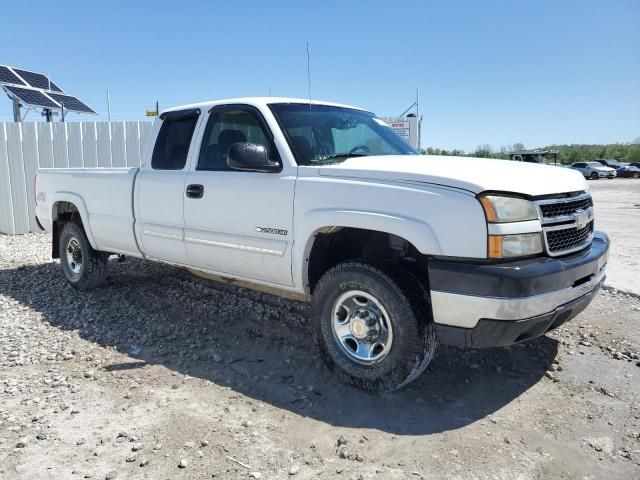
[1, 0, 638, 151]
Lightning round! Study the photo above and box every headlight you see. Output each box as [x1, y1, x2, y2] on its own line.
[478, 194, 539, 223]
[479, 194, 542, 258]
[488, 233, 543, 258]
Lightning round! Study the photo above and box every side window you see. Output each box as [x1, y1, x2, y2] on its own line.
[198, 108, 277, 171]
[151, 111, 199, 170]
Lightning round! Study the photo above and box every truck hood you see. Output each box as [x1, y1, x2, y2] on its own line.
[317, 155, 587, 196]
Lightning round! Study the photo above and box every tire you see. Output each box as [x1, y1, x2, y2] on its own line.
[590, 172, 598, 180]
[59, 221, 108, 290]
[312, 261, 437, 393]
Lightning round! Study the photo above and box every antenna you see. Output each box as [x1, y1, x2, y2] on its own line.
[106, 89, 112, 122]
[306, 42, 312, 106]
[416, 87, 420, 150]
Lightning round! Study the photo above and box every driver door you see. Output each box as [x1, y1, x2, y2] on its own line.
[183, 105, 295, 287]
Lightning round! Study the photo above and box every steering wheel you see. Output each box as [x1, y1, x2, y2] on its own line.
[349, 144, 370, 155]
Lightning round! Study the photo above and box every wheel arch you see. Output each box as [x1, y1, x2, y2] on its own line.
[51, 193, 98, 258]
[296, 209, 442, 294]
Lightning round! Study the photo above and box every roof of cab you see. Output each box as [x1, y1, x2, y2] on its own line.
[159, 97, 367, 116]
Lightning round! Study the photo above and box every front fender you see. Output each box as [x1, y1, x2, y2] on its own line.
[293, 208, 443, 292]
[50, 192, 98, 250]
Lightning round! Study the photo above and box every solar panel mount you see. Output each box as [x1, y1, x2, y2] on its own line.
[0, 64, 95, 120]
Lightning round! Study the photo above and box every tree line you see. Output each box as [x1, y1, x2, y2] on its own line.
[421, 139, 640, 164]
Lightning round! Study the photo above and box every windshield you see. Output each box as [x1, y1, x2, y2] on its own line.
[269, 103, 418, 165]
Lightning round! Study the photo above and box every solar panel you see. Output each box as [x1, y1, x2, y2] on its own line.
[0, 66, 26, 86]
[1, 65, 95, 116]
[4, 85, 60, 109]
[12, 68, 63, 92]
[46, 93, 95, 113]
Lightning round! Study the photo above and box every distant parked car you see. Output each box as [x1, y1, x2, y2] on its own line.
[630, 162, 640, 169]
[595, 159, 623, 169]
[615, 164, 640, 178]
[570, 162, 617, 179]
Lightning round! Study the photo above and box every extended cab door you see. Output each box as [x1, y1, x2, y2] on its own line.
[183, 105, 295, 286]
[135, 109, 201, 264]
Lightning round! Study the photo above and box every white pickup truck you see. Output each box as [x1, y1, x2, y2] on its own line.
[35, 97, 609, 392]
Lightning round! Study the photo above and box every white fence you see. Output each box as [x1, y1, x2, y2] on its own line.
[0, 121, 152, 235]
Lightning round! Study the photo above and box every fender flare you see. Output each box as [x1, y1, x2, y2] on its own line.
[50, 192, 98, 250]
[294, 208, 443, 292]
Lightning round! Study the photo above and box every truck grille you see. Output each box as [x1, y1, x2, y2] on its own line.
[546, 220, 594, 254]
[539, 196, 593, 219]
[535, 192, 594, 256]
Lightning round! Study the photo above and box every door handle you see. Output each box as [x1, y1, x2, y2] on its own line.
[186, 184, 204, 199]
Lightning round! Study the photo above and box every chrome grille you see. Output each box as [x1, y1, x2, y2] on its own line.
[546, 220, 594, 253]
[535, 192, 594, 256]
[539, 196, 593, 219]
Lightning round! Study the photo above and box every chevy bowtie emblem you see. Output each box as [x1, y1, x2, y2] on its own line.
[573, 209, 590, 230]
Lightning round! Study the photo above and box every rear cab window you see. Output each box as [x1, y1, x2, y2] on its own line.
[151, 109, 200, 170]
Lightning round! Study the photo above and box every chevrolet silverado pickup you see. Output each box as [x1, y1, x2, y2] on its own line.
[35, 97, 609, 392]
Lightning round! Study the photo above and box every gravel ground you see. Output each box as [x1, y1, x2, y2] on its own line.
[1, 233, 640, 480]
[590, 178, 640, 295]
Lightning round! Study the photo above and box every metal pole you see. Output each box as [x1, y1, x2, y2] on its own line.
[61, 103, 65, 122]
[156, 101, 159, 116]
[12, 97, 21, 122]
[107, 90, 112, 122]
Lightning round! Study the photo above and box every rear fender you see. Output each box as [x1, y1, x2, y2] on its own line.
[51, 192, 98, 250]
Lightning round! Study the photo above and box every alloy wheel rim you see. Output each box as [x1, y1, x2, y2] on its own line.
[331, 290, 393, 364]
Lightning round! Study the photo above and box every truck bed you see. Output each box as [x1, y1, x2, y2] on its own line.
[36, 168, 141, 257]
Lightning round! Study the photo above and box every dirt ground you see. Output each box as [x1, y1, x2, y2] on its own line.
[590, 178, 640, 295]
[1, 181, 639, 480]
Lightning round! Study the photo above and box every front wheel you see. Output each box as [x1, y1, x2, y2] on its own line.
[590, 172, 599, 180]
[59, 221, 108, 290]
[312, 261, 437, 393]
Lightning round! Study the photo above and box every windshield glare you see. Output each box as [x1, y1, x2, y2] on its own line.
[269, 103, 417, 165]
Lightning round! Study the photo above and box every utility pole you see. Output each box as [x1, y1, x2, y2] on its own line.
[156, 101, 159, 116]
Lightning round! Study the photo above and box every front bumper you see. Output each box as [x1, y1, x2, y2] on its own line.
[429, 231, 609, 348]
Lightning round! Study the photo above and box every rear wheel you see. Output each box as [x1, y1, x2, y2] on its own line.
[59, 221, 108, 290]
[590, 172, 599, 180]
[312, 261, 437, 393]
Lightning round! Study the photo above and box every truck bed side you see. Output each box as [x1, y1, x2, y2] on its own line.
[36, 167, 142, 257]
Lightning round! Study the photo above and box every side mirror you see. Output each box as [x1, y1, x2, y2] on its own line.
[227, 142, 280, 173]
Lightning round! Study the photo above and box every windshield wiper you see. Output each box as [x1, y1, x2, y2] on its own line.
[321, 152, 370, 161]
